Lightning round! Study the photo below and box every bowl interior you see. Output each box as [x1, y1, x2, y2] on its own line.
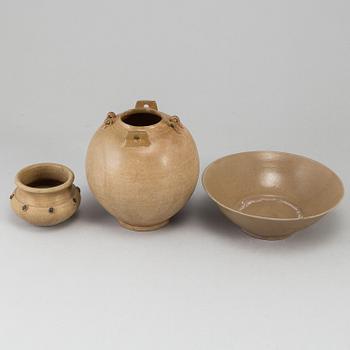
[203, 152, 344, 220]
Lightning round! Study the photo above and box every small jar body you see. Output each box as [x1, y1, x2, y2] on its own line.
[86, 101, 199, 230]
[10, 163, 81, 226]
[11, 186, 80, 226]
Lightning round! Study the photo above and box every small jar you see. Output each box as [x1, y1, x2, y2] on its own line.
[10, 163, 81, 226]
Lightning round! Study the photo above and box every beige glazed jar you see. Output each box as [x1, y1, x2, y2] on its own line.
[86, 100, 199, 231]
[11, 163, 81, 226]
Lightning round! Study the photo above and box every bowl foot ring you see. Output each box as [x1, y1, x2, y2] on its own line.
[118, 219, 170, 231]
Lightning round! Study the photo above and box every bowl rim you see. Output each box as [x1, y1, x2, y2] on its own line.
[15, 162, 75, 194]
[202, 150, 345, 222]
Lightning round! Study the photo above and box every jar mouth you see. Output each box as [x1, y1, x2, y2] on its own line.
[16, 163, 74, 193]
[121, 110, 162, 127]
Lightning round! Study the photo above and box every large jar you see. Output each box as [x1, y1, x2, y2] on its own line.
[86, 100, 199, 231]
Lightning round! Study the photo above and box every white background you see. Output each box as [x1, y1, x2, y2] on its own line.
[1, 0, 349, 349]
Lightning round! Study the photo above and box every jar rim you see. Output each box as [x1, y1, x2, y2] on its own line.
[15, 163, 74, 194]
[119, 108, 164, 129]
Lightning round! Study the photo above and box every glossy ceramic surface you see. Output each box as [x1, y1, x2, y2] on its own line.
[202, 151, 344, 240]
[10, 163, 81, 226]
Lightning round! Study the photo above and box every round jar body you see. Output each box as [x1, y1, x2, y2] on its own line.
[11, 163, 81, 226]
[86, 101, 199, 231]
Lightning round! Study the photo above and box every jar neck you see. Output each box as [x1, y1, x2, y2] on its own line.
[116, 108, 170, 134]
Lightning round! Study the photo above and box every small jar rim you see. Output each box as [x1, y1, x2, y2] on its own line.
[15, 163, 74, 194]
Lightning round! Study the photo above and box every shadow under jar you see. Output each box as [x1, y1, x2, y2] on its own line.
[10, 163, 81, 226]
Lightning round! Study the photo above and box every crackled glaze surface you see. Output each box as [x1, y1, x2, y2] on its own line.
[86, 100, 199, 231]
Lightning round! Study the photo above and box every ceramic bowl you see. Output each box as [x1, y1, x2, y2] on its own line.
[10, 163, 81, 226]
[202, 151, 344, 240]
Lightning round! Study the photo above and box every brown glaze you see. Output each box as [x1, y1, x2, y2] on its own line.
[202, 151, 344, 240]
[86, 100, 199, 231]
[10, 163, 81, 226]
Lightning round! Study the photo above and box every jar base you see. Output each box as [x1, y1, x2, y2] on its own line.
[118, 219, 170, 231]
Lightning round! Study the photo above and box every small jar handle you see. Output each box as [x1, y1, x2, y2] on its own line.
[135, 100, 158, 110]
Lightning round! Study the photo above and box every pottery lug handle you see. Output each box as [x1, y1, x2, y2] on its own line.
[167, 115, 184, 133]
[123, 131, 151, 147]
[103, 112, 117, 128]
[135, 100, 158, 110]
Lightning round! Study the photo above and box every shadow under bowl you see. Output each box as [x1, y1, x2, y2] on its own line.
[202, 151, 344, 240]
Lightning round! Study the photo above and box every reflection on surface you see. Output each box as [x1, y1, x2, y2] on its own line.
[259, 170, 282, 188]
